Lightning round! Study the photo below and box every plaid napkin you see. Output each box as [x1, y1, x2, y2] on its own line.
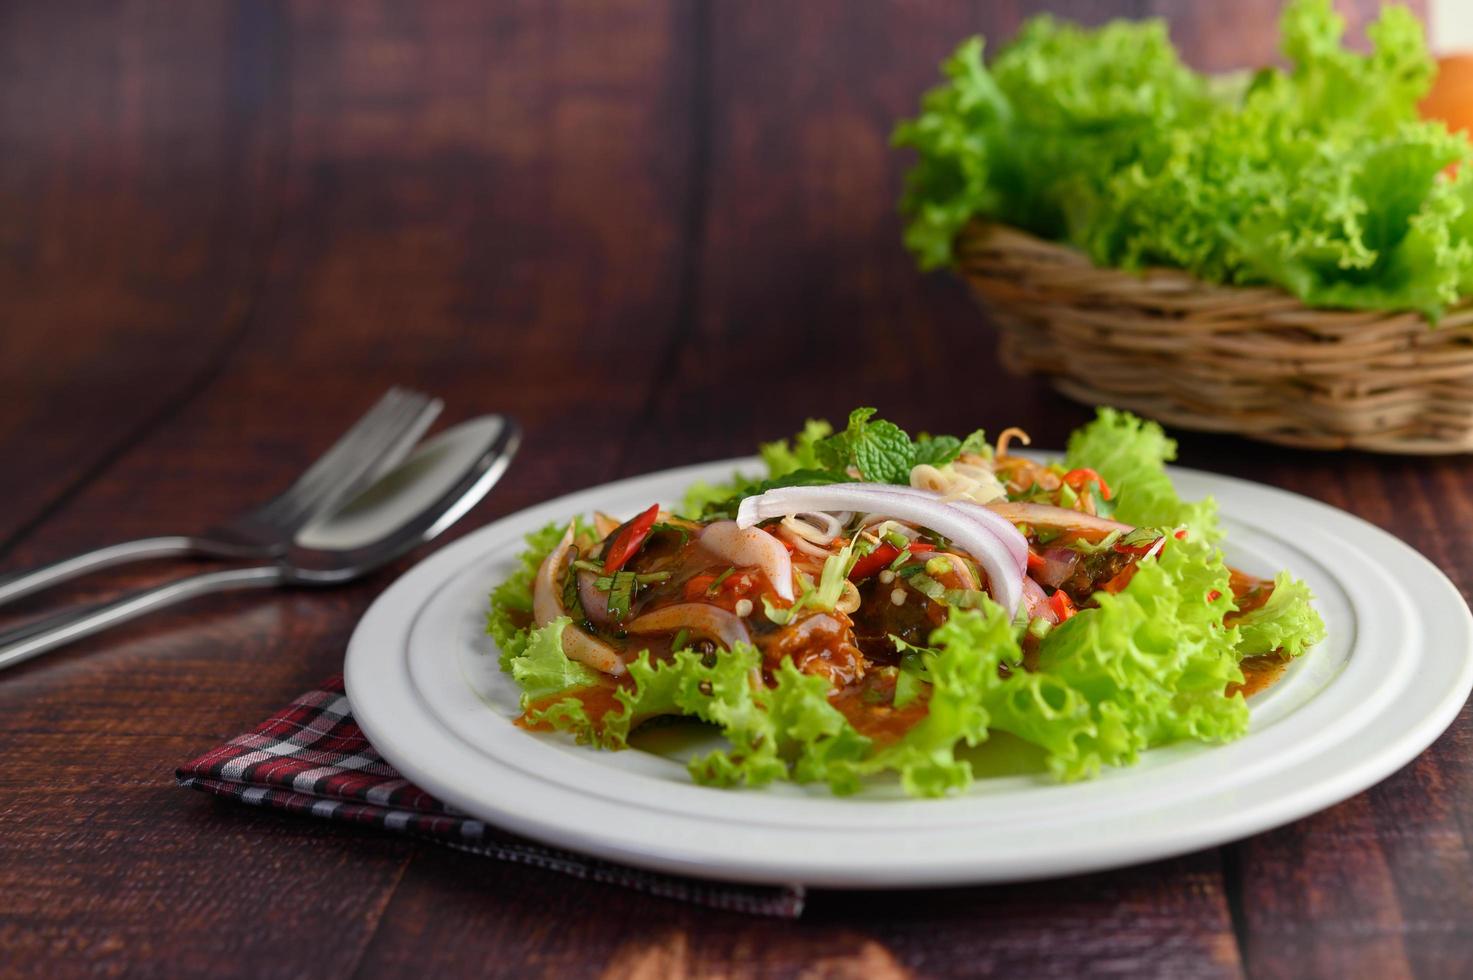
[176, 677, 805, 918]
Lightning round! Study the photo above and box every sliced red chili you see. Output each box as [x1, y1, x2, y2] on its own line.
[683, 573, 718, 600]
[601, 503, 661, 573]
[1101, 563, 1140, 594]
[848, 544, 900, 581]
[1048, 590, 1077, 621]
[1026, 551, 1046, 572]
[848, 540, 935, 581]
[1062, 468, 1112, 500]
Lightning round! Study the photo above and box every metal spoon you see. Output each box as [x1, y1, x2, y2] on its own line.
[0, 414, 520, 672]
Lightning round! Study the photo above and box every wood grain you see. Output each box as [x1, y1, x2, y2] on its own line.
[0, 0, 286, 554]
[0, 2, 1461, 978]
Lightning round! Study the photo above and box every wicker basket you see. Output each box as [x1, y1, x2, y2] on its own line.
[955, 222, 1473, 453]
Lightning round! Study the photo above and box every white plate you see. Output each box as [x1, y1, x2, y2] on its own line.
[345, 457, 1473, 887]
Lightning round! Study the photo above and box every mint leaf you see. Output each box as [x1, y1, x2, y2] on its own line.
[850, 421, 914, 484]
[912, 434, 962, 467]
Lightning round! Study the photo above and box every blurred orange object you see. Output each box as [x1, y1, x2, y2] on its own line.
[1421, 54, 1473, 134]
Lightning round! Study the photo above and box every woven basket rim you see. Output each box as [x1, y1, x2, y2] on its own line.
[952, 221, 1473, 454]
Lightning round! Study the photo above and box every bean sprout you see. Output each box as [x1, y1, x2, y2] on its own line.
[995, 426, 1032, 457]
[862, 518, 921, 542]
[780, 511, 847, 558]
[909, 461, 1006, 505]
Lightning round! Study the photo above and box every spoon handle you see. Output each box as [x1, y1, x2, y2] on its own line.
[0, 565, 284, 672]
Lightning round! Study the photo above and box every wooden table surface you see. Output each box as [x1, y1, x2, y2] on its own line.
[4, 1, 1468, 977]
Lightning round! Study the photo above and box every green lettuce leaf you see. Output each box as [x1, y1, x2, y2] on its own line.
[510, 619, 599, 704]
[1064, 407, 1221, 540]
[674, 648, 871, 794]
[494, 408, 1323, 799]
[760, 418, 833, 477]
[531, 643, 872, 792]
[895, 0, 1473, 316]
[860, 601, 1014, 796]
[487, 520, 585, 671]
[865, 532, 1250, 791]
[1019, 534, 1247, 780]
[1234, 572, 1327, 658]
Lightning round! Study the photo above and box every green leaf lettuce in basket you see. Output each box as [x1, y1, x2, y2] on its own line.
[894, 0, 1473, 317]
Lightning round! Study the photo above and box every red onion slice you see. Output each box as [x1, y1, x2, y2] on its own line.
[817, 483, 1028, 575]
[985, 501, 1134, 543]
[1021, 575, 1058, 624]
[532, 524, 627, 676]
[625, 603, 752, 650]
[700, 520, 795, 601]
[736, 485, 1025, 615]
[1032, 546, 1080, 590]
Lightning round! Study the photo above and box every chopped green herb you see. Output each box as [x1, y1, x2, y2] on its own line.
[814, 541, 857, 609]
[648, 522, 690, 549]
[925, 556, 954, 578]
[1117, 527, 1161, 550]
[884, 530, 910, 550]
[761, 595, 798, 626]
[561, 548, 586, 622]
[570, 558, 604, 574]
[892, 646, 935, 709]
[605, 571, 637, 619]
[942, 588, 988, 609]
[1090, 484, 1117, 519]
[894, 669, 924, 709]
[1072, 530, 1124, 554]
[671, 628, 690, 651]
[706, 567, 736, 594]
[1014, 482, 1052, 503]
[908, 573, 947, 601]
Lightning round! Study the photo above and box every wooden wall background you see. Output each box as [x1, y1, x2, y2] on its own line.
[7, 3, 1468, 978]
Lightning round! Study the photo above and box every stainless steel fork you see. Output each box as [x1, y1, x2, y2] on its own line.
[0, 386, 442, 607]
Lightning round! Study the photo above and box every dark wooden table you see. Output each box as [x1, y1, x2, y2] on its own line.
[4, 2, 1468, 977]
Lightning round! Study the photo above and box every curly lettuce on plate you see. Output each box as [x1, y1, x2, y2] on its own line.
[486, 409, 1324, 797]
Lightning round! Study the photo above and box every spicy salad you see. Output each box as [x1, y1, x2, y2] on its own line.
[487, 409, 1324, 797]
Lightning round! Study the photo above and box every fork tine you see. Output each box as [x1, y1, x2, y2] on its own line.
[251, 397, 422, 531]
[249, 389, 411, 526]
[267, 388, 413, 506]
[252, 389, 436, 528]
[261, 395, 442, 531]
[249, 389, 441, 533]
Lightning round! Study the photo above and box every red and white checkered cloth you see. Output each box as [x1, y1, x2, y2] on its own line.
[177, 676, 804, 918]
